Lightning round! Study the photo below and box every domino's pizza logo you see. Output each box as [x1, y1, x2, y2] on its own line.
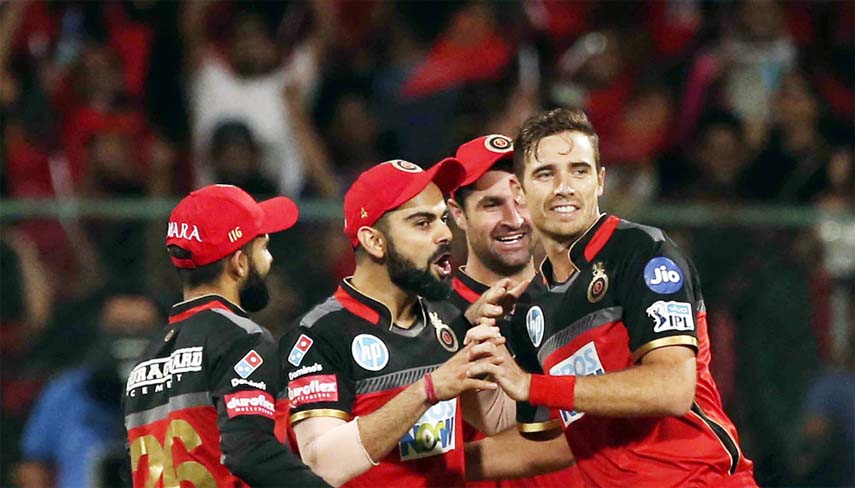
[643, 257, 684, 294]
[352, 334, 389, 371]
[288, 334, 314, 367]
[234, 350, 264, 379]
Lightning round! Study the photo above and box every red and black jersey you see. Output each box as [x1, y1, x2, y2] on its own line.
[123, 295, 327, 488]
[451, 269, 582, 488]
[281, 279, 469, 488]
[511, 214, 756, 487]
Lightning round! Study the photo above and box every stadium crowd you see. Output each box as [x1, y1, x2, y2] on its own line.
[1, 1, 852, 486]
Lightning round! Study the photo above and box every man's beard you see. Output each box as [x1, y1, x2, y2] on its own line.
[239, 262, 270, 312]
[386, 239, 452, 301]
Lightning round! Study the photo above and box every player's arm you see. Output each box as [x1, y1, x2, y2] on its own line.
[465, 427, 574, 480]
[212, 332, 330, 487]
[500, 345, 696, 416]
[460, 325, 517, 435]
[496, 240, 701, 417]
[290, 342, 502, 486]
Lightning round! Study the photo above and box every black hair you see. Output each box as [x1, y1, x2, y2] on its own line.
[167, 240, 254, 287]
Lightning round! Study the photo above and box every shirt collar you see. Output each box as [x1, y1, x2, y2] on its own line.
[169, 294, 248, 324]
[540, 213, 618, 287]
[335, 278, 428, 336]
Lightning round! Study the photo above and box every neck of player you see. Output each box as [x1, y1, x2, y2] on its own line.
[540, 233, 578, 284]
[465, 251, 535, 287]
[351, 266, 420, 328]
[183, 280, 242, 310]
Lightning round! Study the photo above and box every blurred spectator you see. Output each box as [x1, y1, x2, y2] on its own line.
[739, 70, 832, 203]
[658, 110, 750, 203]
[0, 232, 55, 484]
[17, 294, 160, 488]
[207, 120, 277, 197]
[184, 1, 336, 197]
[789, 337, 854, 487]
[677, 0, 797, 148]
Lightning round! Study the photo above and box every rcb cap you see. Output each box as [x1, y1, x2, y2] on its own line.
[440, 134, 514, 188]
[343, 159, 465, 247]
[166, 184, 299, 268]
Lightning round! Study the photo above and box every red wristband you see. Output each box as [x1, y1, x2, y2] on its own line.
[529, 374, 576, 412]
[423, 372, 439, 405]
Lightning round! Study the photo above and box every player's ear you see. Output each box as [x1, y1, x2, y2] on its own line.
[447, 198, 467, 232]
[596, 166, 606, 197]
[226, 248, 249, 279]
[357, 226, 385, 259]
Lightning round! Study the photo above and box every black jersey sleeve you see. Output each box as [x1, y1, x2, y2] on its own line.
[616, 233, 700, 363]
[209, 326, 329, 487]
[509, 303, 561, 432]
[281, 326, 355, 424]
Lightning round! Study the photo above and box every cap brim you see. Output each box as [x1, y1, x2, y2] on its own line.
[456, 152, 514, 187]
[258, 197, 299, 233]
[389, 158, 466, 210]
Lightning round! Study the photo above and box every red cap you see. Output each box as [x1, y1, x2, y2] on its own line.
[166, 184, 299, 269]
[440, 134, 514, 188]
[343, 159, 465, 247]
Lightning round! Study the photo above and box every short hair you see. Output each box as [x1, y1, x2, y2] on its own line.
[167, 241, 253, 287]
[452, 158, 514, 210]
[513, 108, 600, 181]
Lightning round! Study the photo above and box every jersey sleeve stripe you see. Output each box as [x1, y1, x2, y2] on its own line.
[689, 402, 742, 475]
[125, 391, 211, 429]
[518, 419, 562, 433]
[290, 409, 352, 425]
[630, 335, 699, 363]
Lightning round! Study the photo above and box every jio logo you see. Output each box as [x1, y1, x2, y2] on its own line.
[352, 334, 389, 371]
[643, 257, 684, 294]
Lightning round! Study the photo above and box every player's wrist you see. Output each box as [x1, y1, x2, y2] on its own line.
[529, 374, 576, 411]
[422, 372, 439, 405]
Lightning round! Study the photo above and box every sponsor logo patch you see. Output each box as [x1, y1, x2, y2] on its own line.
[399, 399, 457, 461]
[548, 342, 605, 427]
[126, 347, 203, 393]
[234, 350, 263, 378]
[231, 378, 267, 390]
[288, 334, 314, 367]
[643, 257, 684, 294]
[526, 306, 544, 347]
[646, 301, 695, 332]
[288, 374, 338, 407]
[225, 390, 275, 419]
[352, 334, 389, 371]
[288, 362, 323, 381]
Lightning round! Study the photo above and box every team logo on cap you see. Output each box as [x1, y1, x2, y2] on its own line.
[429, 312, 458, 352]
[484, 135, 513, 153]
[587, 262, 609, 303]
[390, 160, 423, 173]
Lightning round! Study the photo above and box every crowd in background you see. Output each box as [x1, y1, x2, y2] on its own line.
[1, 1, 853, 486]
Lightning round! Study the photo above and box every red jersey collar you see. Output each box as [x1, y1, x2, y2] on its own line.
[539, 214, 620, 287]
[169, 294, 248, 324]
[334, 278, 428, 335]
[451, 267, 490, 305]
